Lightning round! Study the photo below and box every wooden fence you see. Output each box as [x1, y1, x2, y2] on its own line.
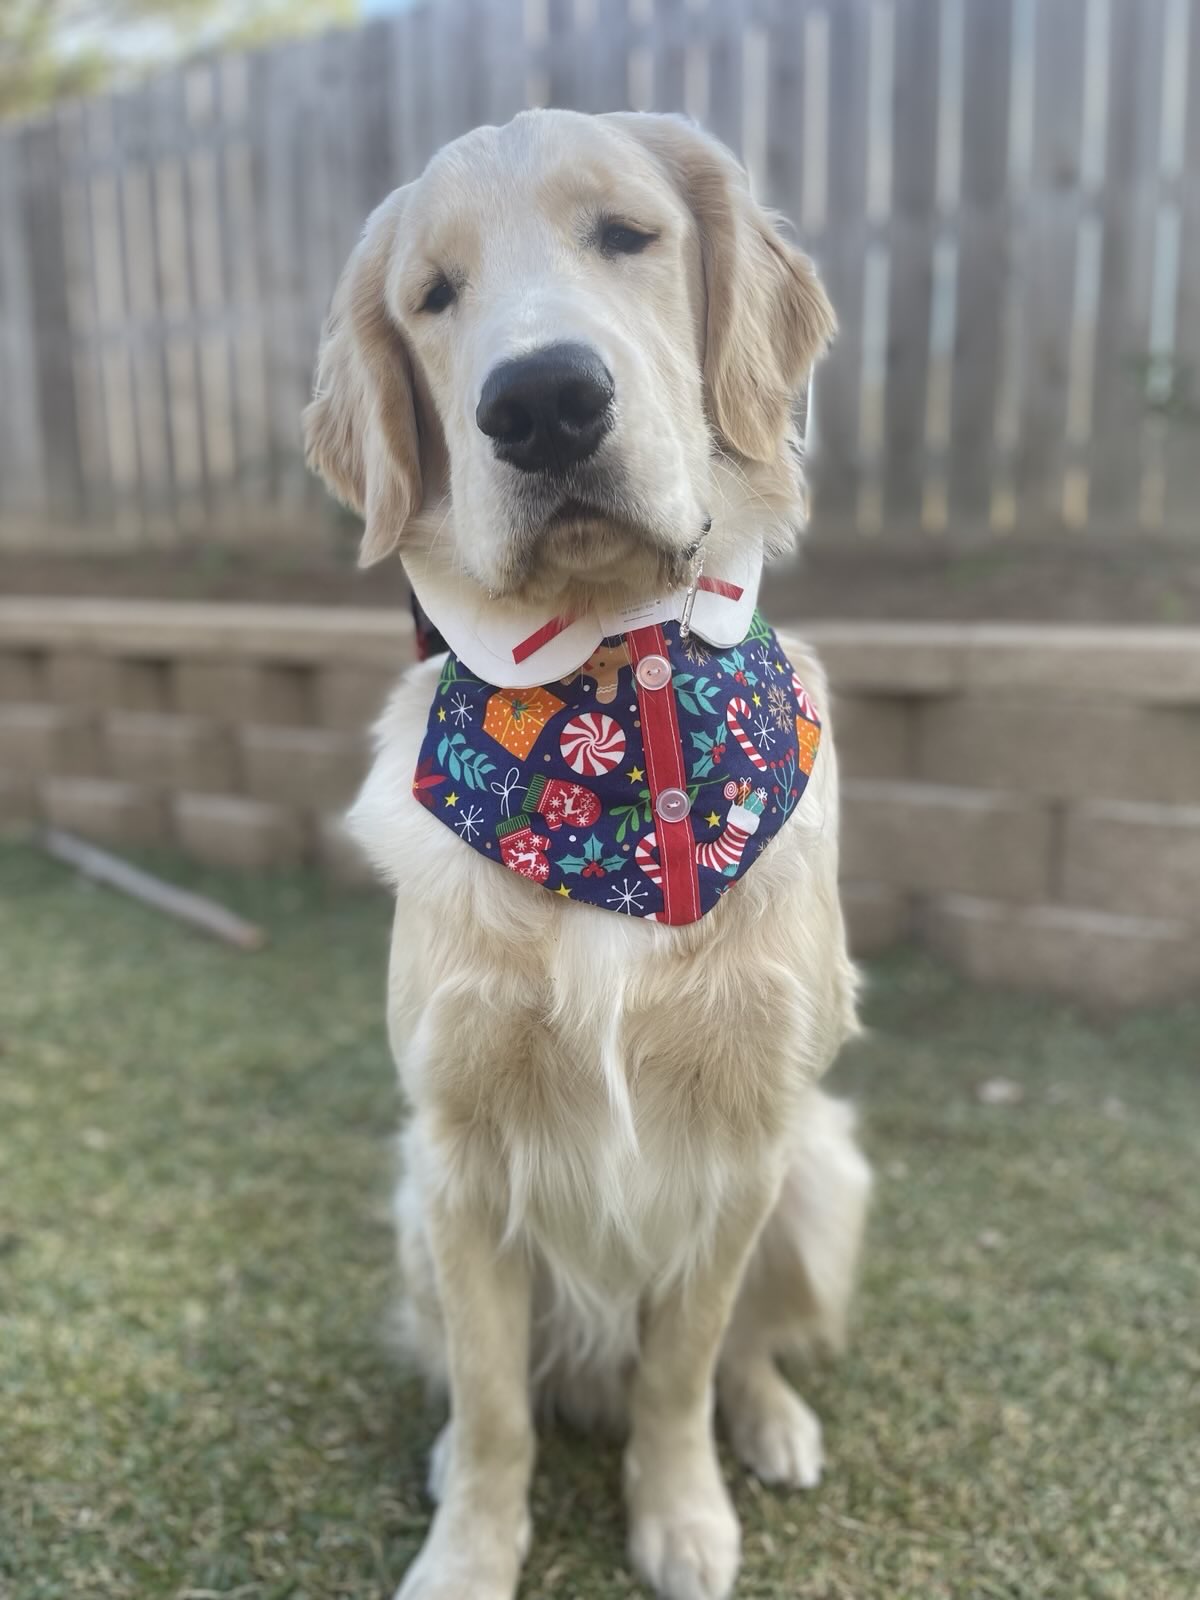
[1, 0, 1197, 552]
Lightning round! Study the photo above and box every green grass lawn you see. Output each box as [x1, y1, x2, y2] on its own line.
[2, 841, 1198, 1600]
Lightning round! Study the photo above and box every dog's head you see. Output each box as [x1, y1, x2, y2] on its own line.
[304, 110, 834, 609]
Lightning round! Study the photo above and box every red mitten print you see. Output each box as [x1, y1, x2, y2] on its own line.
[497, 817, 551, 883]
[524, 772, 601, 831]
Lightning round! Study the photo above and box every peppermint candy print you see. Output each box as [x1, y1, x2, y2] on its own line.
[412, 611, 821, 925]
[725, 696, 768, 772]
[560, 711, 626, 776]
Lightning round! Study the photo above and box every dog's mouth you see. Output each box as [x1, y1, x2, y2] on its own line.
[495, 490, 681, 597]
[480, 452, 706, 607]
[541, 495, 649, 551]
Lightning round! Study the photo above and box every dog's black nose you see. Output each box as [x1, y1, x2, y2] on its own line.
[476, 343, 614, 474]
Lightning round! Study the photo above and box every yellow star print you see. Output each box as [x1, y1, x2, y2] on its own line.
[627, 765, 644, 782]
[752, 692, 762, 707]
[444, 791, 459, 807]
[436, 707, 447, 722]
[705, 811, 720, 827]
[774, 660, 785, 673]
[555, 884, 572, 897]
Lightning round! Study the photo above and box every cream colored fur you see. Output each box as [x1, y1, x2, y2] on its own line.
[310, 109, 872, 1600]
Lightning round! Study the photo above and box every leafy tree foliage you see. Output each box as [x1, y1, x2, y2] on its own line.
[1, 0, 358, 121]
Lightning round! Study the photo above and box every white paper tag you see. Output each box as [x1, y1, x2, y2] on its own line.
[599, 593, 680, 636]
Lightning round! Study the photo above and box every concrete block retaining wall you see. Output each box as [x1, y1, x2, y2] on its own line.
[2, 601, 1198, 1007]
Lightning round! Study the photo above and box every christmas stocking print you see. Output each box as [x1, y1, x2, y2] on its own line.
[694, 784, 767, 875]
[636, 783, 768, 886]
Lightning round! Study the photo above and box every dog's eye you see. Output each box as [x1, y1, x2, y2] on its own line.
[599, 221, 657, 257]
[420, 276, 457, 314]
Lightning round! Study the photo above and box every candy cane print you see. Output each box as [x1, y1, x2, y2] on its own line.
[641, 804, 763, 883]
[634, 830, 663, 887]
[725, 697, 768, 772]
[791, 672, 819, 725]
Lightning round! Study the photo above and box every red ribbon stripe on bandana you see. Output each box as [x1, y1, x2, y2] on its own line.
[510, 582, 741, 667]
[696, 576, 744, 601]
[511, 613, 577, 665]
[627, 623, 701, 926]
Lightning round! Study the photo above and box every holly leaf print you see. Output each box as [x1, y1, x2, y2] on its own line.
[689, 726, 727, 780]
[436, 733, 495, 790]
[716, 647, 758, 688]
[558, 833, 624, 877]
[672, 673, 721, 717]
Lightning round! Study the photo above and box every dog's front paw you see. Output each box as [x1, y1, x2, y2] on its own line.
[724, 1375, 824, 1490]
[626, 1444, 740, 1600]
[393, 1507, 527, 1600]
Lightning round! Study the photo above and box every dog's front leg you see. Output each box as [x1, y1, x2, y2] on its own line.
[394, 1175, 534, 1600]
[625, 1174, 779, 1600]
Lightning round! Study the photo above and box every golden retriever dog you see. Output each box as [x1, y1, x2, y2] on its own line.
[305, 110, 871, 1600]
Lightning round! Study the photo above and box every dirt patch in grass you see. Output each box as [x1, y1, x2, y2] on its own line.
[2, 843, 1198, 1599]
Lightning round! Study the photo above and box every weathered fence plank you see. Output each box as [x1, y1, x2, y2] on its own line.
[0, 123, 46, 525]
[1161, 0, 1200, 534]
[810, 0, 872, 529]
[23, 118, 84, 526]
[948, 0, 1011, 525]
[883, 0, 939, 528]
[1086, 0, 1163, 533]
[1013, 0, 1089, 531]
[1, 0, 1197, 548]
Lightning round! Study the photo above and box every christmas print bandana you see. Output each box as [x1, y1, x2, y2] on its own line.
[412, 608, 821, 925]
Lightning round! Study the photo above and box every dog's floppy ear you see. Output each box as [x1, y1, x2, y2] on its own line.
[303, 188, 421, 568]
[606, 114, 836, 463]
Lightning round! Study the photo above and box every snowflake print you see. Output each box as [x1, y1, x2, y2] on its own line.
[752, 713, 777, 751]
[767, 682, 793, 731]
[416, 613, 822, 923]
[607, 877, 648, 915]
[455, 804, 484, 842]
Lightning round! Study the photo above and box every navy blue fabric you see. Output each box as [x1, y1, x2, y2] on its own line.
[412, 612, 821, 921]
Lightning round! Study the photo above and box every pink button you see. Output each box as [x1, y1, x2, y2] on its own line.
[655, 787, 691, 823]
[635, 654, 672, 691]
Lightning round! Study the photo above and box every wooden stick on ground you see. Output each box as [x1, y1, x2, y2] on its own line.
[40, 829, 268, 951]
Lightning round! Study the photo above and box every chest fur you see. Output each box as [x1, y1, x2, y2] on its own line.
[391, 831, 847, 1270]
[353, 639, 853, 1277]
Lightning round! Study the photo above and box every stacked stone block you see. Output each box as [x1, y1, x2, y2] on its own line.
[2, 602, 1198, 1004]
